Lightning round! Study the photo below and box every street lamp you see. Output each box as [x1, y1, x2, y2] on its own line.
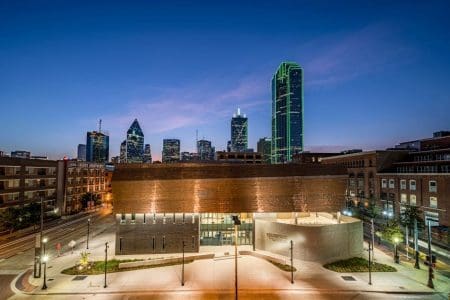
[86, 218, 91, 250]
[42, 237, 48, 256]
[393, 237, 400, 264]
[231, 215, 241, 300]
[290, 240, 294, 284]
[426, 219, 435, 289]
[41, 255, 49, 290]
[181, 240, 186, 286]
[104, 242, 109, 288]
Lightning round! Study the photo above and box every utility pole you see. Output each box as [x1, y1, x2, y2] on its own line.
[290, 240, 294, 284]
[38, 196, 44, 277]
[405, 225, 409, 260]
[104, 242, 109, 288]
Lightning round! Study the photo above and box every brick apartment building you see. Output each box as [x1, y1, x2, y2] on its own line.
[0, 157, 109, 230]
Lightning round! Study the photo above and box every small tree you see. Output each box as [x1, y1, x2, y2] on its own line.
[399, 205, 424, 234]
[378, 220, 403, 244]
[0, 207, 22, 233]
[81, 192, 95, 209]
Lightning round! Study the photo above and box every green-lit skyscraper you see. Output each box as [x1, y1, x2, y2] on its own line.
[271, 62, 304, 163]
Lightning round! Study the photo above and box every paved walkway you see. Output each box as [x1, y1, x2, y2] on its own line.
[9, 228, 450, 300]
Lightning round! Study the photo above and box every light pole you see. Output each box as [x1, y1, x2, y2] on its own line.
[414, 218, 420, 269]
[104, 242, 109, 288]
[42, 237, 48, 255]
[290, 240, 294, 284]
[41, 255, 48, 290]
[393, 237, 400, 264]
[426, 219, 434, 289]
[86, 218, 91, 250]
[232, 215, 241, 300]
[368, 239, 372, 285]
[181, 240, 185, 286]
[370, 218, 375, 260]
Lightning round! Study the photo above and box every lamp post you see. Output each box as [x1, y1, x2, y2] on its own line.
[414, 218, 420, 269]
[393, 237, 400, 264]
[41, 255, 48, 290]
[290, 240, 294, 284]
[368, 239, 372, 285]
[86, 218, 91, 250]
[426, 219, 434, 289]
[232, 215, 241, 300]
[181, 240, 185, 286]
[42, 237, 48, 255]
[104, 242, 109, 288]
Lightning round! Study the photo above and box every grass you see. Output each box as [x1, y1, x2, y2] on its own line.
[61, 258, 193, 275]
[269, 260, 297, 272]
[323, 257, 397, 273]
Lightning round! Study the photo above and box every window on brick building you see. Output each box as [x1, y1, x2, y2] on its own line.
[389, 179, 395, 189]
[400, 179, 406, 190]
[429, 197, 438, 209]
[410, 194, 417, 206]
[381, 179, 387, 188]
[410, 180, 416, 191]
[429, 180, 437, 192]
[400, 193, 407, 204]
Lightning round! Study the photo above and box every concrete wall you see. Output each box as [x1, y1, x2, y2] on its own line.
[255, 217, 363, 263]
[115, 213, 200, 255]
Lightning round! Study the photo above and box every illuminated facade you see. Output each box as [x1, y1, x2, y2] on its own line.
[231, 108, 248, 152]
[162, 139, 180, 163]
[272, 62, 304, 163]
[112, 163, 352, 255]
[86, 131, 109, 163]
[125, 119, 145, 163]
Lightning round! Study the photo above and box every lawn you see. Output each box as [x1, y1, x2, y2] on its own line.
[269, 260, 297, 272]
[323, 257, 397, 273]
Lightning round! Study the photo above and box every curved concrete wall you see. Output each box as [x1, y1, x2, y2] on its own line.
[255, 218, 363, 263]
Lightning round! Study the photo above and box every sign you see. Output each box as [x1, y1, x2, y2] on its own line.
[266, 233, 287, 242]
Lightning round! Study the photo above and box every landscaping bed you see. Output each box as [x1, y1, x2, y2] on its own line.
[269, 260, 296, 272]
[323, 257, 397, 273]
[61, 258, 194, 275]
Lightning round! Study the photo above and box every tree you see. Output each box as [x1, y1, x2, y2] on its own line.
[378, 220, 403, 244]
[0, 207, 22, 233]
[81, 192, 95, 209]
[399, 205, 424, 233]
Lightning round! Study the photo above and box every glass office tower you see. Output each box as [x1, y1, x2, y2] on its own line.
[231, 108, 248, 152]
[126, 119, 145, 163]
[86, 131, 109, 163]
[162, 139, 181, 163]
[272, 62, 304, 163]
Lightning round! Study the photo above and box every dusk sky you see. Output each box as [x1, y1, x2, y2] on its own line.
[1, 0, 449, 161]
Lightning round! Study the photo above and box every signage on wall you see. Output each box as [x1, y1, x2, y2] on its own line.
[266, 232, 287, 242]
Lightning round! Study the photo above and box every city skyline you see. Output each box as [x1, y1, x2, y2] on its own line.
[1, 1, 450, 161]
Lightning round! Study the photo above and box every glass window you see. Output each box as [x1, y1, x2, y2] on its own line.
[425, 211, 439, 226]
[410, 194, 417, 206]
[400, 193, 407, 204]
[429, 197, 437, 209]
[120, 213, 126, 224]
[400, 180, 406, 190]
[381, 179, 387, 188]
[410, 180, 416, 191]
[429, 181, 437, 192]
[389, 179, 395, 189]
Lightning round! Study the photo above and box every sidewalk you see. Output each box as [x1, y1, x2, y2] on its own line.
[10, 231, 449, 299]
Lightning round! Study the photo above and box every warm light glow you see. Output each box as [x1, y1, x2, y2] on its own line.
[394, 237, 399, 244]
[42, 255, 49, 263]
[42, 237, 48, 243]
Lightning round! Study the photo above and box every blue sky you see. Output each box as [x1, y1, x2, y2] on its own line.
[1, 0, 449, 161]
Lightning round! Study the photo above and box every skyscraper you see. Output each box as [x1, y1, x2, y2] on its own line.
[126, 119, 144, 163]
[119, 140, 127, 163]
[231, 108, 248, 152]
[272, 62, 304, 163]
[257, 137, 271, 164]
[144, 144, 152, 163]
[162, 139, 180, 163]
[77, 144, 86, 161]
[86, 131, 109, 163]
[197, 139, 215, 161]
